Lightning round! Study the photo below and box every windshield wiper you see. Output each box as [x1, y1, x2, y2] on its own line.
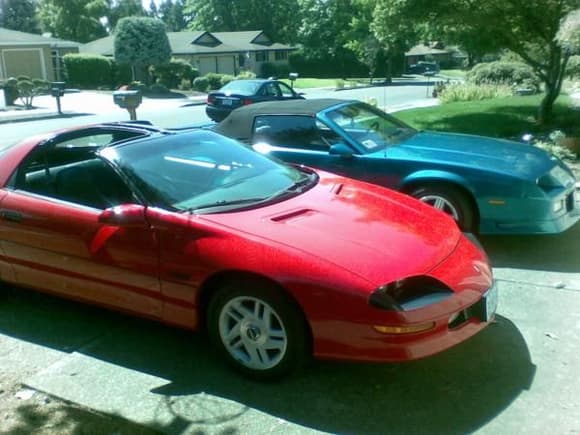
[285, 172, 317, 193]
[190, 197, 269, 212]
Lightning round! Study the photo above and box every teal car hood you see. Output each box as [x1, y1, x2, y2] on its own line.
[383, 131, 555, 180]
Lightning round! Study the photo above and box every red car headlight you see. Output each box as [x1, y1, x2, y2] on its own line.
[369, 276, 453, 311]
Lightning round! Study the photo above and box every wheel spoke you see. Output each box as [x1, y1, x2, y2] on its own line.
[433, 197, 446, 210]
[264, 335, 286, 350]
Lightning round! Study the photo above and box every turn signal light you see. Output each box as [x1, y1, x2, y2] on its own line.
[373, 322, 435, 335]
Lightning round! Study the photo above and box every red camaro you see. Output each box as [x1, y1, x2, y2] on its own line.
[0, 123, 497, 379]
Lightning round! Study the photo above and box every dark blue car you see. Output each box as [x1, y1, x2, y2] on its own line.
[214, 99, 579, 234]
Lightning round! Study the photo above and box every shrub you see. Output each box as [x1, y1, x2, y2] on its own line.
[236, 70, 256, 79]
[178, 78, 192, 91]
[335, 79, 345, 89]
[63, 53, 113, 89]
[466, 61, 541, 92]
[260, 62, 278, 78]
[112, 62, 132, 88]
[16, 77, 48, 108]
[532, 130, 577, 160]
[205, 73, 224, 90]
[193, 76, 209, 92]
[220, 74, 235, 87]
[151, 58, 197, 89]
[438, 83, 513, 103]
[127, 81, 148, 93]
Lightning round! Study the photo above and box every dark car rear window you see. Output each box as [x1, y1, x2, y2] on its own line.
[220, 81, 261, 95]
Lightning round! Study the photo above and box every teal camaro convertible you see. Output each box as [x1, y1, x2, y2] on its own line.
[214, 99, 579, 235]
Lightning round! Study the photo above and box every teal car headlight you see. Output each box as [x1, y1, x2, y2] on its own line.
[369, 276, 453, 311]
[537, 166, 575, 190]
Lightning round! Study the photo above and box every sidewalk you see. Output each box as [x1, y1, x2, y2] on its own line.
[0, 91, 207, 124]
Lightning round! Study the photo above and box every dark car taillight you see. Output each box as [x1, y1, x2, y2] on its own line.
[207, 95, 216, 104]
[242, 98, 253, 105]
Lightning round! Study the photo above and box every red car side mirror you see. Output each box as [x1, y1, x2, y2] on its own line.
[98, 204, 147, 227]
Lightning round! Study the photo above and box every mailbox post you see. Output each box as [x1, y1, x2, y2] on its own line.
[50, 82, 66, 115]
[113, 90, 142, 121]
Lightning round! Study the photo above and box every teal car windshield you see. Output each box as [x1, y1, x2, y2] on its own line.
[326, 103, 417, 152]
[100, 131, 313, 212]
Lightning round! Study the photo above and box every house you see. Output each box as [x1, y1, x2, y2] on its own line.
[405, 42, 466, 69]
[81, 30, 296, 76]
[0, 27, 80, 81]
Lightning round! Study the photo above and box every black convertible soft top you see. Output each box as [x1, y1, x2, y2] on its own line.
[213, 98, 354, 140]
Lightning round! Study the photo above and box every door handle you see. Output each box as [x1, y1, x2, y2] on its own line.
[0, 210, 23, 223]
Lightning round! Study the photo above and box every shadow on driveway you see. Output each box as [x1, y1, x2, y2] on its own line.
[481, 223, 580, 273]
[0, 287, 535, 434]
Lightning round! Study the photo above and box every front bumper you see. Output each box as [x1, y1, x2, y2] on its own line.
[311, 235, 497, 362]
[479, 185, 580, 235]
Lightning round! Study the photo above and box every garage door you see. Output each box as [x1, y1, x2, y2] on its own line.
[198, 57, 216, 76]
[2, 49, 45, 79]
[217, 56, 235, 75]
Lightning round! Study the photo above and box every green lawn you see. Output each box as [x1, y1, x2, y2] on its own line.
[280, 78, 337, 89]
[396, 94, 578, 139]
[439, 69, 467, 79]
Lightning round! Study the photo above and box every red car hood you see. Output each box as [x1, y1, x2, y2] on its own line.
[199, 173, 461, 286]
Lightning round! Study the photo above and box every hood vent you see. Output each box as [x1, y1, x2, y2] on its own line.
[270, 209, 316, 223]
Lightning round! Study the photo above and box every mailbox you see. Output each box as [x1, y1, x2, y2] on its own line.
[50, 81, 66, 97]
[113, 90, 142, 109]
[113, 90, 142, 120]
[288, 72, 299, 88]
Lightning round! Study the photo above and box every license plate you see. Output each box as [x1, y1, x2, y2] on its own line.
[482, 282, 498, 321]
[221, 98, 233, 106]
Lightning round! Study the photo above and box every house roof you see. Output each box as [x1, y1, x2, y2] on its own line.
[81, 30, 296, 57]
[405, 44, 451, 57]
[0, 27, 80, 48]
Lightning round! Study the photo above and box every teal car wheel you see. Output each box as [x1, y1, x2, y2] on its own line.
[411, 185, 475, 231]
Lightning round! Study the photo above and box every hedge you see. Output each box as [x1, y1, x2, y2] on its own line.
[63, 53, 114, 89]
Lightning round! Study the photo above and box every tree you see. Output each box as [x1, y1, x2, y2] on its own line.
[37, 0, 108, 42]
[373, 0, 580, 124]
[108, 0, 146, 30]
[297, 0, 354, 57]
[148, 0, 159, 19]
[158, 0, 189, 31]
[114, 17, 171, 82]
[0, 0, 39, 34]
[184, 0, 301, 43]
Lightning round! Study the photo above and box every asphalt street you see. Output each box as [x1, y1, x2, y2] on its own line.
[0, 82, 579, 434]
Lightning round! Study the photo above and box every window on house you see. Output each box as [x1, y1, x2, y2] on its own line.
[274, 51, 288, 61]
[255, 51, 269, 62]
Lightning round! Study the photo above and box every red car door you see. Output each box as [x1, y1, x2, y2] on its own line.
[0, 190, 162, 318]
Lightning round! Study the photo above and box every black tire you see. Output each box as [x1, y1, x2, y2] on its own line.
[410, 185, 476, 232]
[207, 280, 309, 380]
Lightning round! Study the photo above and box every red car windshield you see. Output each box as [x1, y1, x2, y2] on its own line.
[100, 130, 315, 212]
